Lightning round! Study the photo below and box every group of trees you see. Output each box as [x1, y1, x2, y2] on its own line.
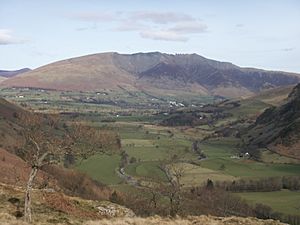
[192, 140, 206, 159]
[254, 203, 300, 225]
[15, 112, 120, 223]
[122, 183, 254, 218]
[215, 176, 300, 192]
[121, 178, 300, 225]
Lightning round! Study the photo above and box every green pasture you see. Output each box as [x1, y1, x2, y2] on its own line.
[236, 190, 300, 215]
[125, 161, 168, 182]
[199, 138, 300, 179]
[76, 154, 122, 185]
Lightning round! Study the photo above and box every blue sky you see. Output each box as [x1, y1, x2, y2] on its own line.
[0, 0, 299, 72]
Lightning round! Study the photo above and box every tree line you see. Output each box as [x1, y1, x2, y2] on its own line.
[214, 176, 300, 192]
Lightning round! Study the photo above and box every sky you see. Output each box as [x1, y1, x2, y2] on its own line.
[0, 0, 299, 72]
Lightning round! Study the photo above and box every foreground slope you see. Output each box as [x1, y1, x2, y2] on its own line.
[243, 83, 300, 159]
[0, 182, 285, 225]
[0, 214, 285, 225]
[2, 52, 300, 98]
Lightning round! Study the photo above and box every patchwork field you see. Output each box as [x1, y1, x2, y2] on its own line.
[1, 87, 300, 219]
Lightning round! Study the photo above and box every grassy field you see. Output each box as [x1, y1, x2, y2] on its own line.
[119, 122, 197, 183]
[176, 162, 235, 187]
[75, 121, 197, 186]
[76, 154, 122, 185]
[199, 138, 300, 178]
[0, 87, 218, 115]
[236, 190, 300, 215]
[125, 161, 168, 182]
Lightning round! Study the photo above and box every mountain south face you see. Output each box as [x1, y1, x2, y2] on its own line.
[1, 52, 300, 98]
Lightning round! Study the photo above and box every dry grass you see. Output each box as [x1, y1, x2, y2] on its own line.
[272, 142, 300, 160]
[0, 213, 286, 225]
[85, 216, 285, 225]
[0, 213, 29, 225]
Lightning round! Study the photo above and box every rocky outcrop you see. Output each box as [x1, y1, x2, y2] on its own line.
[97, 202, 135, 218]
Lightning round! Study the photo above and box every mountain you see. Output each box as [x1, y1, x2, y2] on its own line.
[0, 68, 31, 84]
[1, 52, 300, 98]
[242, 83, 300, 159]
[0, 68, 31, 78]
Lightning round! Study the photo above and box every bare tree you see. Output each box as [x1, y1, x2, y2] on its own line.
[17, 113, 119, 223]
[159, 159, 185, 217]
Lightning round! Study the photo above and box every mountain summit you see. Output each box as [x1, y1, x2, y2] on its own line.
[2, 52, 299, 98]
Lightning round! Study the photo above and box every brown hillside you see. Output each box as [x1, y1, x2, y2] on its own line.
[0, 98, 26, 152]
[0, 148, 50, 186]
[2, 53, 136, 91]
[2, 52, 300, 98]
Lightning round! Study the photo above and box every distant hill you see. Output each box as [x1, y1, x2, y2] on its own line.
[1, 52, 300, 98]
[0, 68, 31, 84]
[242, 83, 300, 159]
[0, 68, 31, 78]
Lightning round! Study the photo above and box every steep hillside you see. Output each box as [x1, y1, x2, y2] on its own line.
[0, 148, 52, 186]
[2, 52, 300, 98]
[0, 98, 27, 152]
[242, 84, 300, 159]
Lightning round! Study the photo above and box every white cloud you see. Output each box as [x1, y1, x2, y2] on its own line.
[75, 24, 97, 31]
[130, 11, 195, 24]
[281, 47, 294, 52]
[71, 11, 118, 22]
[140, 21, 207, 42]
[115, 21, 146, 31]
[170, 21, 207, 34]
[140, 30, 188, 42]
[71, 10, 208, 42]
[0, 29, 25, 45]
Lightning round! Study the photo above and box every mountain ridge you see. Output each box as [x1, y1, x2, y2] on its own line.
[2, 52, 300, 98]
